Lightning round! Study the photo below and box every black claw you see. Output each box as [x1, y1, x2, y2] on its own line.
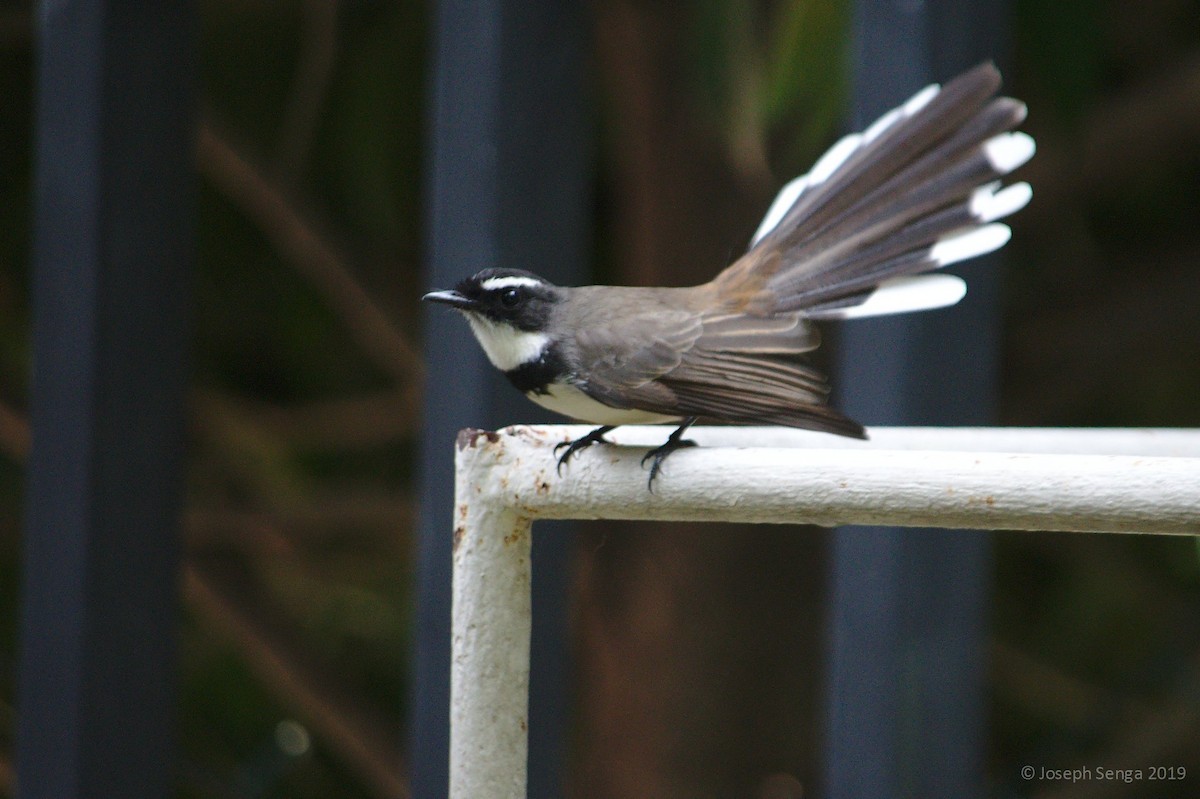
[554, 425, 616, 475]
[640, 417, 699, 491]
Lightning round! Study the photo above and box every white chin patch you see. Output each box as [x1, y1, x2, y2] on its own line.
[464, 314, 550, 372]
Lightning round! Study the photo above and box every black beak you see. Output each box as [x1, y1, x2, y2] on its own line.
[422, 289, 477, 310]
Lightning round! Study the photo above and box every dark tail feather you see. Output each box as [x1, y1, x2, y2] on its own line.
[716, 62, 1033, 319]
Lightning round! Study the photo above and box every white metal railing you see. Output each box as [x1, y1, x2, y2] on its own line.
[449, 425, 1200, 798]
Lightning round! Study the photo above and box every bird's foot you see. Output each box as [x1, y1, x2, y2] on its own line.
[641, 417, 699, 491]
[554, 425, 617, 475]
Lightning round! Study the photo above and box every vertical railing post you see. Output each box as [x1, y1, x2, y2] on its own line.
[449, 431, 534, 799]
[18, 1, 194, 796]
[415, 0, 589, 794]
[825, 1, 1009, 796]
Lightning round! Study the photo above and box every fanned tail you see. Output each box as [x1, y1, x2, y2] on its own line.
[714, 62, 1034, 319]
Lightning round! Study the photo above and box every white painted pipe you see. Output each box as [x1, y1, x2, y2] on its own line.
[540, 424, 1200, 456]
[449, 426, 1200, 798]
[449, 430, 533, 799]
[461, 425, 1200, 534]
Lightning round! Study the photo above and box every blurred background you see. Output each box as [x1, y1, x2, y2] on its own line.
[1, 0, 1199, 797]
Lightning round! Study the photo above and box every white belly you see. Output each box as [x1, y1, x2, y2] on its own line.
[527, 382, 679, 426]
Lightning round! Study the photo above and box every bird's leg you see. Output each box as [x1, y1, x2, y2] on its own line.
[555, 425, 617, 474]
[642, 417, 699, 490]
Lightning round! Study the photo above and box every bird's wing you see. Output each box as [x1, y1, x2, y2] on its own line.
[656, 311, 864, 436]
[567, 307, 703, 413]
[573, 308, 864, 437]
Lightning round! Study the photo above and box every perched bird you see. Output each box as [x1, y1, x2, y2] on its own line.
[424, 63, 1034, 487]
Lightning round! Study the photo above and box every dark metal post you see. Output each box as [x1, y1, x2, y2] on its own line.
[17, 2, 194, 797]
[823, 1, 1009, 797]
[414, 1, 589, 795]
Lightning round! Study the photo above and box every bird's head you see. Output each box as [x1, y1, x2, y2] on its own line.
[423, 269, 565, 371]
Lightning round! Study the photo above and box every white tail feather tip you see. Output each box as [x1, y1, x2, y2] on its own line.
[931, 224, 1012, 267]
[984, 131, 1036, 173]
[970, 181, 1033, 223]
[862, 107, 902, 144]
[751, 174, 809, 245]
[902, 83, 941, 115]
[808, 133, 863, 186]
[808, 274, 967, 320]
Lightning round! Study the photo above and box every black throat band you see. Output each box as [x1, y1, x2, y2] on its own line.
[504, 342, 569, 395]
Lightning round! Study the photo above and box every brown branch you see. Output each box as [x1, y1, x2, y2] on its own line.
[1003, 253, 1200, 424]
[1034, 695, 1200, 799]
[189, 387, 413, 555]
[184, 564, 410, 799]
[992, 639, 1129, 729]
[0, 749, 11, 795]
[189, 388, 415, 537]
[0, 8, 31, 50]
[274, 0, 341, 182]
[592, 0, 694, 286]
[196, 122, 424, 387]
[0, 400, 30, 462]
[238, 390, 416, 451]
[192, 389, 315, 508]
[185, 492, 414, 551]
[1020, 52, 1200, 231]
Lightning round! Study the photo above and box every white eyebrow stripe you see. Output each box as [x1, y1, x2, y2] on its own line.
[480, 275, 545, 291]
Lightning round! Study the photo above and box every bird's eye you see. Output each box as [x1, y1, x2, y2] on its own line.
[499, 288, 521, 308]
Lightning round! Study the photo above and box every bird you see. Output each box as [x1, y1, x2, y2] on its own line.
[424, 62, 1034, 488]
